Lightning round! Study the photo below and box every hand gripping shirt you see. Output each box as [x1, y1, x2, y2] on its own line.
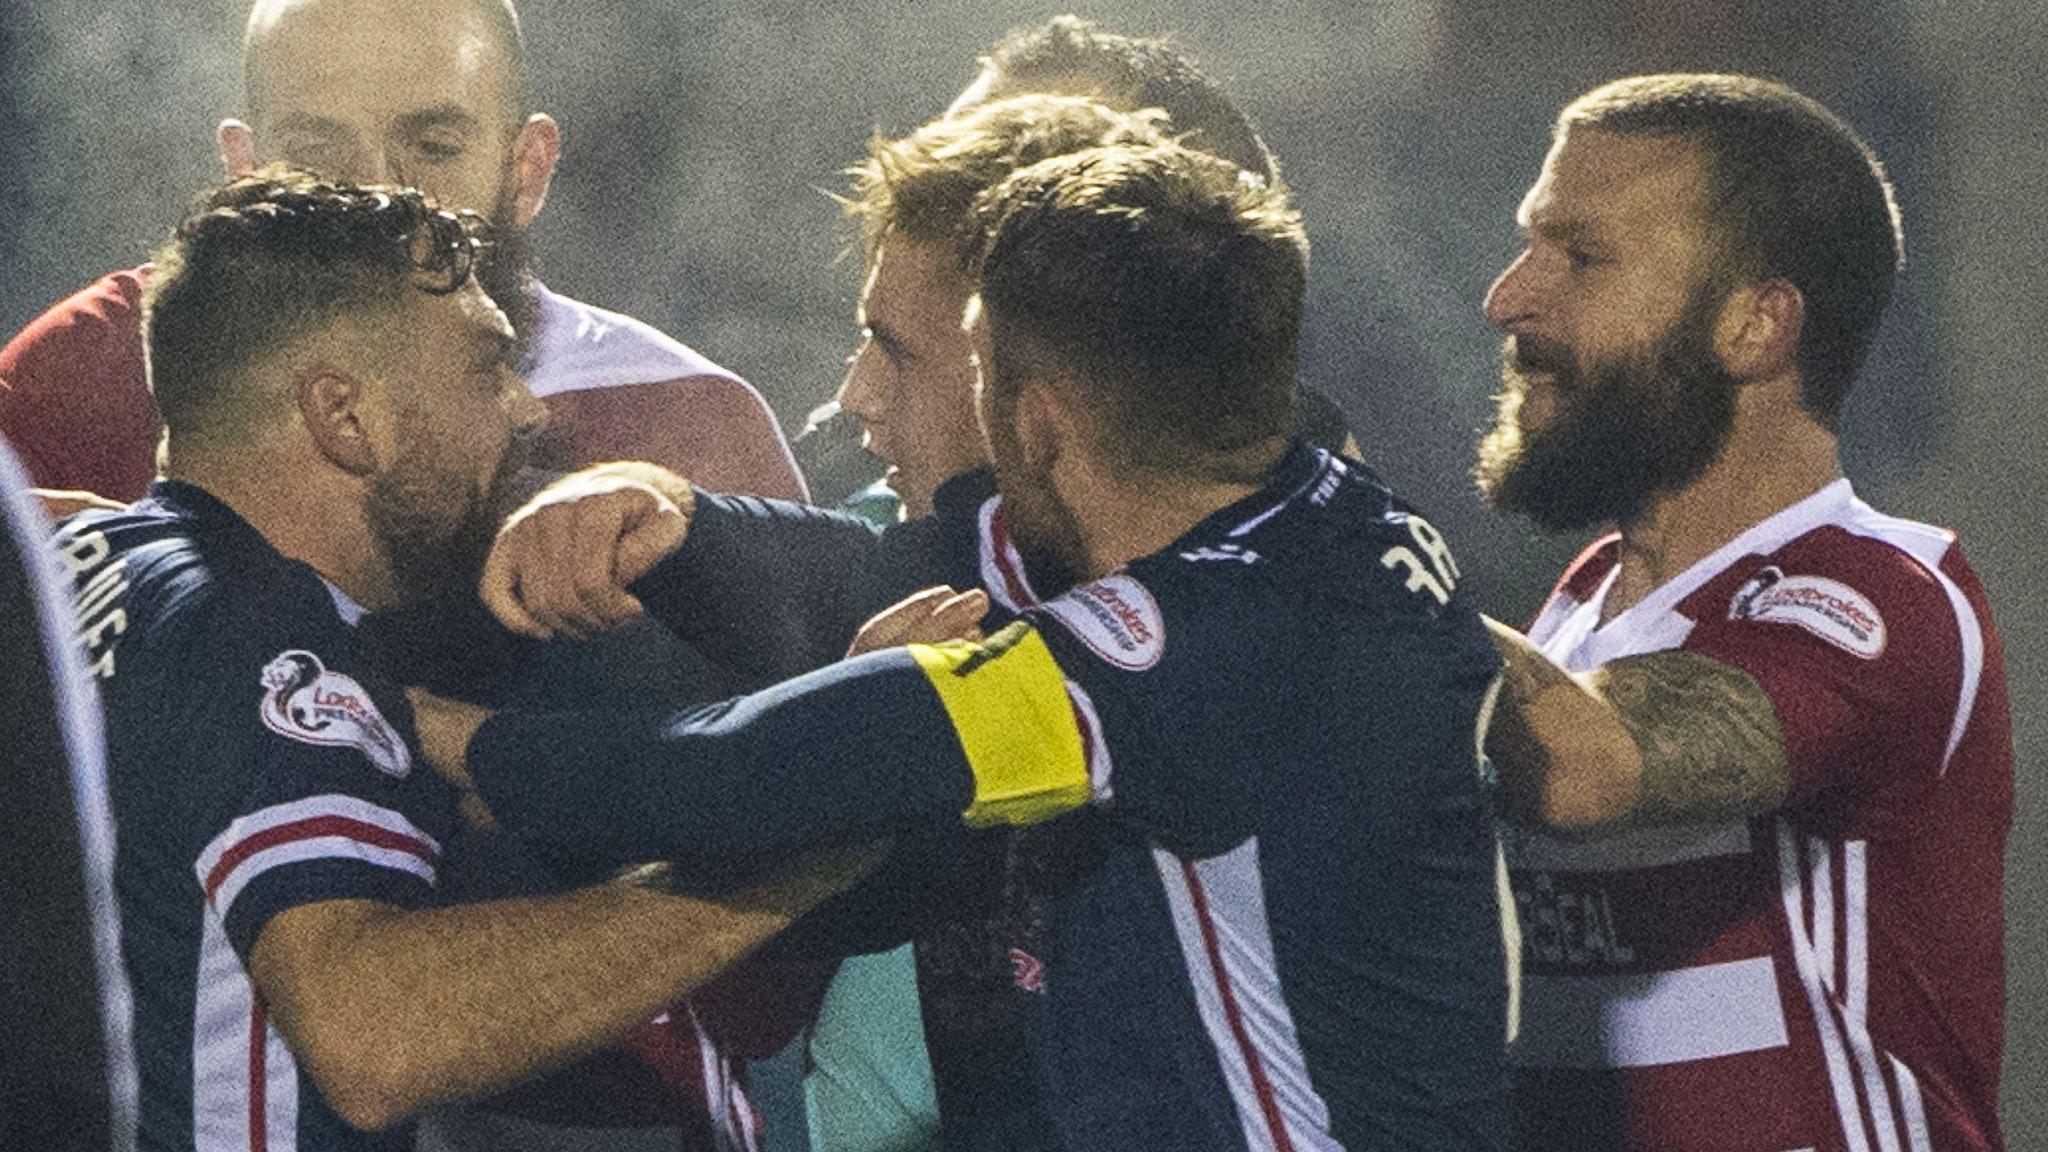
[464, 444, 1514, 1152]
[1506, 479, 2012, 1152]
[56, 482, 461, 1152]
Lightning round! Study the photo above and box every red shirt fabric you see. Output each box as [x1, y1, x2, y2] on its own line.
[0, 271, 159, 501]
[1508, 480, 2012, 1152]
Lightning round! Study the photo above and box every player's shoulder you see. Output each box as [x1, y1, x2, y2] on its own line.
[29, 267, 146, 328]
[522, 283, 747, 399]
[1169, 446, 1475, 617]
[1079, 449, 1466, 664]
[64, 487, 345, 666]
[1684, 485, 1977, 666]
[1167, 444, 1382, 569]
[0, 266, 148, 371]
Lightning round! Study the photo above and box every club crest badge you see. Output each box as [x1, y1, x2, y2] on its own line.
[1728, 568, 1886, 659]
[1041, 574, 1165, 671]
[259, 650, 413, 777]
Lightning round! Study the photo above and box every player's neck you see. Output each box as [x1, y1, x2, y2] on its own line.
[1606, 393, 1842, 622]
[1068, 439, 1289, 579]
[166, 452, 402, 612]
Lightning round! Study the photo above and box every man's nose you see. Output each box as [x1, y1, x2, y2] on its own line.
[355, 146, 404, 189]
[837, 345, 885, 422]
[1483, 250, 1537, 331]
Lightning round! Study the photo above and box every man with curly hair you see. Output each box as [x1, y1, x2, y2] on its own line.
[59, 171, 875, 1152]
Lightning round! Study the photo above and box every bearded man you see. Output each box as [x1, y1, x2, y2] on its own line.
[411, 140, 1512, 1152]
[0, 0, 803, 504]
[1476, 74, 2012, 1152]
[54, 170, 878, 1152]
[2, 5, 823, 1148]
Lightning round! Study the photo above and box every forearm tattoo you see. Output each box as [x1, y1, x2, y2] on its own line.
[1595, 651, 1792, 824]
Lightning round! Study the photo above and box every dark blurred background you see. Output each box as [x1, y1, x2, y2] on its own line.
[2, 0, 2041, 1137]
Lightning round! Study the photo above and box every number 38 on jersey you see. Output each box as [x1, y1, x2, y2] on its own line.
[1381, 515, 1461, 604]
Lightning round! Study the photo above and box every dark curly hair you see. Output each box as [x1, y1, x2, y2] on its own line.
[144, 166, 490, 445]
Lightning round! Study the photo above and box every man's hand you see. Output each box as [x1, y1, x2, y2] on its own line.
[35, 487, 123, 520]
[1482, 616, 1643, 832]
[480, 462, 695, 640]
[1481, 616, 1791, 833]
[847, 586, 990, 658]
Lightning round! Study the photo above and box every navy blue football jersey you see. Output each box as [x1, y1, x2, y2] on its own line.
[469, 444, 1511, 1151]
[57, 482, 461, 1152]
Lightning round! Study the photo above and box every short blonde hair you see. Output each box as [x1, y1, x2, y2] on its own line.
[843, 94, 1166, 270]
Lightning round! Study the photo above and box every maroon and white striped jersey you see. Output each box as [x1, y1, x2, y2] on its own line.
[1506, 479, 2011, 1152]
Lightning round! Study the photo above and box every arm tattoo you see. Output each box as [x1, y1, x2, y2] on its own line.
[1594, 651, 1792, 825]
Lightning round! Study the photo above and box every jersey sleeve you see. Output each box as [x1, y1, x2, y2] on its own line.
[0, 271, 159, 501]
[1678, 535, 1969, 818]
[628, 489, 889, 682]
[184, 592, 456, 962]
[1027, 557, 1501, 860]
[1021, 567, 1274, 859]
[464, 622, 1092, 888]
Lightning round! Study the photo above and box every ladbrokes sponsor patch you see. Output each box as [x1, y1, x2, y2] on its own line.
[259, 650, 413, 777]
[1728, 568, 1886, 659]
[1041, 574, 1165, 671]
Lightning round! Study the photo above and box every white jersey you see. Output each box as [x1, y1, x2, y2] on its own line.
[523, 284, 743, 400]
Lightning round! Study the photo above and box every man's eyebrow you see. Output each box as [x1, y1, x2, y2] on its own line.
[394, 105, 486, 137]
[1523, 212, 1605, 247]
[271, 111, 351, 137]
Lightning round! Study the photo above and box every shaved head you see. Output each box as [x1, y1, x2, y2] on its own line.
[244, 0, 526, 123]
[225, 0, 560, 340]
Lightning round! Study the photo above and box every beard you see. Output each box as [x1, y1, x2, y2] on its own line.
[983, 382, 1090, 585]
[365, 419, 523, 605]
[477, 180, 541, 364]
[1475, 289, 1741, 533]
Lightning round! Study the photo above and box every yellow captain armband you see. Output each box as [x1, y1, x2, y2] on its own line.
[907, 621, 1091, 829]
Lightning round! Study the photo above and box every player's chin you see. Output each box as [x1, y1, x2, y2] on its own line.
[884, 465, 936, 517]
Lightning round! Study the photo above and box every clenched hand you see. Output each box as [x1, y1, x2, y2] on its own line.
[480, 462, 695, 640]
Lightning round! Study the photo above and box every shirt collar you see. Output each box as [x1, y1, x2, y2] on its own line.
[147, 479, 370, 627]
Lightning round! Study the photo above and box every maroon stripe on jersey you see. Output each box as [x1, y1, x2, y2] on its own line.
[203, 816, 439, 899]
[1533, 534, 1621, 627]
[1182, 860, 1295, 1152]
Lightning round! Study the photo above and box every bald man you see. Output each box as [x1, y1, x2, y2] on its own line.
[0, 0, 805, 504]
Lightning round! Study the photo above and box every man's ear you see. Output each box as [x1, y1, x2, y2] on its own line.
[297, 367, 381, 476]
[218, 119, 258, 180]
[505, 114, 562, 228]
[1717, 277, 1805, 382]
[1016, 379, 1078, 473]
